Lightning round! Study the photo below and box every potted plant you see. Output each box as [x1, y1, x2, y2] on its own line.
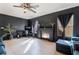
[2, 24, 15, 39]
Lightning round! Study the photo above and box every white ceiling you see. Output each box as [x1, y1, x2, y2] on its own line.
[0, 3, 79, 19]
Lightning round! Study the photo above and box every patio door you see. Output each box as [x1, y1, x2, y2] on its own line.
[65, 14, 74, 37]
[57, 13, 74, 38]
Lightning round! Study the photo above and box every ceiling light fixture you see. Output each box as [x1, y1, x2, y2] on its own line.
[13, 3, 39, 13]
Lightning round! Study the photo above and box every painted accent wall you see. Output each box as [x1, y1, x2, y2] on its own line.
[0, 14, 28, 36]
[31, 6, 79, 41]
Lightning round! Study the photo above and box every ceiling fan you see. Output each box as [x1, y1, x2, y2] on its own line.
[13, 3, 39, 13]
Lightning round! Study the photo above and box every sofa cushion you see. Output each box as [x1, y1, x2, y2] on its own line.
[64, 37, 71, 41]
[0, 46, 5, 54]
[56, 39, 72, 46]
[72, 37, 79, 41]
[56, 39, 73, 55]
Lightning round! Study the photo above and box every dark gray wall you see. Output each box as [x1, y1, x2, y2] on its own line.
[0, 14, 28, 36]
[0, 14, 28, 30]
[0, 6, 79, 38]
[31, 12, 57, 41]
[55, 6, 79, 37]
[74, 11, 79, 36]
[32, 14, 57, 27]
[31, 6, 79, 41]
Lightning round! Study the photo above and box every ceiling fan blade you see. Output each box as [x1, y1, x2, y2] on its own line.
[28, 8, 36, 13]
[32, 5, 39, 8]
[30, 5, 39, 9]
[13, 5, 23, 8]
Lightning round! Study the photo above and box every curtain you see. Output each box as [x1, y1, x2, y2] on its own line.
[58, 13, 72, 38]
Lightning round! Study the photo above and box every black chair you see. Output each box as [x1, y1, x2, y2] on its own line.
[16, 30, 26, 38]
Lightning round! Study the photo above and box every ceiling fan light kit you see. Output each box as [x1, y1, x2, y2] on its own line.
[13, 3, 38, 13]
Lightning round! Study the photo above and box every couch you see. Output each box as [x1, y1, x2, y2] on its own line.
[56, 37, 79, 55]
[0, 36, 6, 55]
[56, 39, 73, 55]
